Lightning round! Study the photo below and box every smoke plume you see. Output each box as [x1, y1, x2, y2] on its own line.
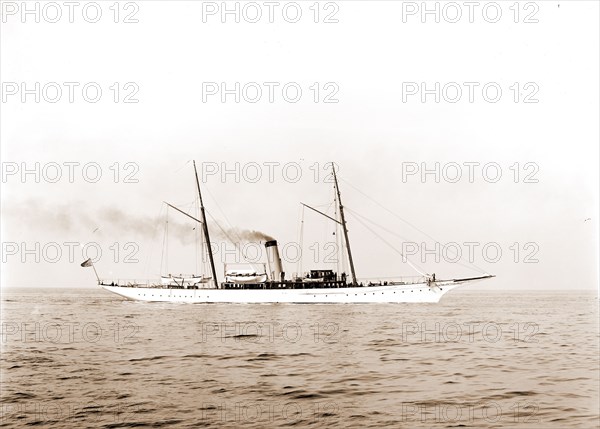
[4, 200, 273, 245]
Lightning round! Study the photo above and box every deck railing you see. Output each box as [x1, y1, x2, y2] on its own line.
[101, 275, 428, 288]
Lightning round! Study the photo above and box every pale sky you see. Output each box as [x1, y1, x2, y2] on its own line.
[1, 1, 598, 289]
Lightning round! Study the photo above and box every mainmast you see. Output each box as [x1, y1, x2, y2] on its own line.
[331, 163, 357, 285]
[193, 160, 219, 288]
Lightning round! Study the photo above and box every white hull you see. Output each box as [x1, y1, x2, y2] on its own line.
[101, 277, 489, 304]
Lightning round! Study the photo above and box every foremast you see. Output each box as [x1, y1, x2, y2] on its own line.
[331, 163, 357, 286]
[193, 160, 219, 288]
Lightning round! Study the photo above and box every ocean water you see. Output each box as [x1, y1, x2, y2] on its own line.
[1, 288, 598, 428]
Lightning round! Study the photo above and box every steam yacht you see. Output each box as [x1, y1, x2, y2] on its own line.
[91, 161, 494, 303]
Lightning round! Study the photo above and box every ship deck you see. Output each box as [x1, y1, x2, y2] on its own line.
[223, 280, 350, 289]
[99, 279, 425, 290]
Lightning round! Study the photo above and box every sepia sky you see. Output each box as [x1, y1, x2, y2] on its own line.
[1, 1, 598, 289]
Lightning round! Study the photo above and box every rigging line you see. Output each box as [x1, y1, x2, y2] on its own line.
[166, 208, 169, 274]
[201, 184, 253, 263]
[332, 185, 344, 275]
[174, 159, 192, 174]
[204, 209, 262, 272]
[161, 207, 169, 274]
[340, 177, 488, 274]
[325, 199, 334, 212]
[313, 202, 334, 209]
[346, 210, 430, 278]
[333, 187, 339, 275]
[320, 196, 336, 268]
[144, 204, 165, 279]
[346, 207, 485, 274]
[203, 183, 272, 273]
[197, 198, 207, 277]
[203, 184, 246, 241]
[194, 197, 199, 275]
[297, 204, 305, 277]
[345, 207, 413, 242]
